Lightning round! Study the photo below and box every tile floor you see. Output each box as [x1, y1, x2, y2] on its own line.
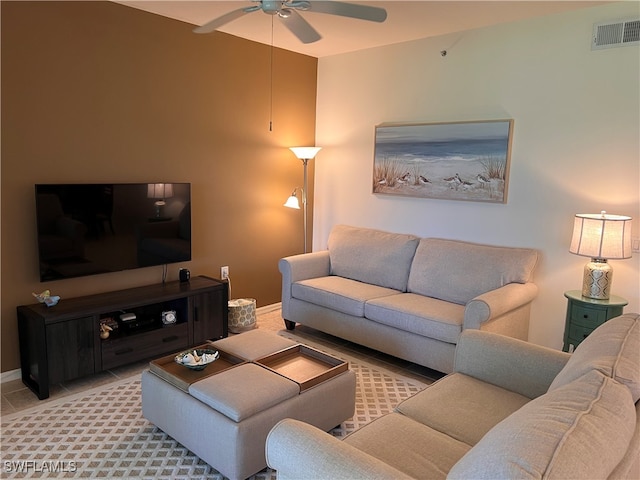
[1, 305, 443, 416]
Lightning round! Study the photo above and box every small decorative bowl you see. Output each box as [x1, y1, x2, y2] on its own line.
[174, 348, 219, 371]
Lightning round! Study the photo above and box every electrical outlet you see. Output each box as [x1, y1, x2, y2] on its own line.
[221, 266, 229, 280]
[632, 237, 640, 254]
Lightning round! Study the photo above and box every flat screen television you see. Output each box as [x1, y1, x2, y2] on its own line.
[35, 183, 191, 282]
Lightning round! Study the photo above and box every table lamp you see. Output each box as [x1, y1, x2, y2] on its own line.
[147, 183, 174, 218]
[569, 211, 632, 300]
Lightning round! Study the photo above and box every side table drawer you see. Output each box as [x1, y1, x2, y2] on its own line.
[563, 290, 628, 353]
[570, 305, 607, 328]
[568, 324, 594, 344]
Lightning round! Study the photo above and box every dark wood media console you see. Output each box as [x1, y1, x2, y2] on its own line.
[17, 275, 229, 399]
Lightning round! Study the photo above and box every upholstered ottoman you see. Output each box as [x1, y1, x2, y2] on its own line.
[141, 330, 356, 480]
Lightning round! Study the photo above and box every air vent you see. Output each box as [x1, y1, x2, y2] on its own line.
[592, 18, 640, 50]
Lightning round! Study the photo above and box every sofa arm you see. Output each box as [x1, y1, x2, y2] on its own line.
[454, 330, 571, 399]
[266, 419, 413, 480]
[279, 250, 331, 283]
[279, 251, 331, 319]
[464, 282, 538, 330]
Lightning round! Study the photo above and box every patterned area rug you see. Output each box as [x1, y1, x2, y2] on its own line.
[1, 344, 427, 479]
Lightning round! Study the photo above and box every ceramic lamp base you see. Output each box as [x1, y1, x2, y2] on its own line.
[581, 259, 612, 300]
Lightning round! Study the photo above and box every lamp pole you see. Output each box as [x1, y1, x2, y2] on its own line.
[289, 147, 321, 254]
[302, 158, 309, 253]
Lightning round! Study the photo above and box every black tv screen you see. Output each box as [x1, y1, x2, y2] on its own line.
[35, 183, 191, 282]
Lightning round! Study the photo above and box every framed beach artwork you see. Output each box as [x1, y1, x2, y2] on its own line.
[373, 119, 514, 203]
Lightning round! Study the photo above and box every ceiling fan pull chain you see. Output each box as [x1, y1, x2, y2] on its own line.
[269, 15, 274, 132]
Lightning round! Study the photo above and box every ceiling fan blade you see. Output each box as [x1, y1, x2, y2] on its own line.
[280, 9, 322, 44]
[193, 8, 252, 34]
[307, 1, 387, 23]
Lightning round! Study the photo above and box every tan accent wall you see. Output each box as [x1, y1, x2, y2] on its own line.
[1, 1, 317, 373]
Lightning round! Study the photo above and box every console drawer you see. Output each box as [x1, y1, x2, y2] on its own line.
[101, 323, 189, 370]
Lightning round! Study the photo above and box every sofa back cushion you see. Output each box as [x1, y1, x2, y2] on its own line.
[549, 313, 640, 402]
[328, 225, 419, 292]
[408, 238, 539, 305]
[448, 370, 636, 480]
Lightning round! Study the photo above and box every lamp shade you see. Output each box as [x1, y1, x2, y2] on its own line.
[290, 147, 321, 160]
[569, 211, 632, 259]
[284, 189, 301, 209]
[147, 183, 174, 199]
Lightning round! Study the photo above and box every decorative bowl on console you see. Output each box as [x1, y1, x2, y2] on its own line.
[174, 349, 219, 371]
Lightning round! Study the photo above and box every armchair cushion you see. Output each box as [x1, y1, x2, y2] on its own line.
[549, 312, 640, 402]
[395, 372, 530, 446]
[328, 225, 419, 291]
[344, 413, 470, 479]
[448, 370, 636, 480]
[407, 238, 538, 305]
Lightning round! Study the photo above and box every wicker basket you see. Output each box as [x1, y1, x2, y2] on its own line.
[228, 298, 257, 333]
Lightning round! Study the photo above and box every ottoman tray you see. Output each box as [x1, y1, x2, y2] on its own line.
[255, 344, 348, 391]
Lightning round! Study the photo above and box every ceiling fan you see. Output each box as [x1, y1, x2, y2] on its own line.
[193, 1, 388, 44]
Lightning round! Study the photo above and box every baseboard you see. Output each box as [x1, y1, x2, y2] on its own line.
[256, 302, 281, 315]
[1, 368, 21, 384]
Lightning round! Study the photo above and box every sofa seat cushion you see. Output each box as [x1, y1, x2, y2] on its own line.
[408, 238, 538, 305]
[345, 412, 471, 480]
[396, 372, 530, 446]
[365, 293, 464, 344]
[292, 276, 400, 317]
[448, 370, 636, 480]
[549, 313, 640, 402]
[328, 225, 419, 291]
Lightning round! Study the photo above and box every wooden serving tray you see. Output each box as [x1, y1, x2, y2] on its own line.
[255, 345, 348, 392]
[149, 344, 246, 392]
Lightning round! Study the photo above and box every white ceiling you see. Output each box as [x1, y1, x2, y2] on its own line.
[118, 1, 609, 58]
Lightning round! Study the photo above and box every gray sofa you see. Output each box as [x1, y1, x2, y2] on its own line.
[266, 313, 640, 480]
[280, 225, 539, 373]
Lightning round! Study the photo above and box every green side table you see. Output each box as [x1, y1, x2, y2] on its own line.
[563, 290, 628, 353]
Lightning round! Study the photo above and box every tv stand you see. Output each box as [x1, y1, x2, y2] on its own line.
[17, 275, 228, 399]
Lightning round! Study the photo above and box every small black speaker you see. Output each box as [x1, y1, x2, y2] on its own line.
[179, 268, 190, 283]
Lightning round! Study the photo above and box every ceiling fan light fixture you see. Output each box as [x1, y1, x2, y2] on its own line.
[261, 0, 281, 15]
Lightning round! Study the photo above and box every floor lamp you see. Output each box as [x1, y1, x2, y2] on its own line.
[284, 147, 321, 253]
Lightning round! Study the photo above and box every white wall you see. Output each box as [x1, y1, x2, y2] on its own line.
[313, 2, 640, 350]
